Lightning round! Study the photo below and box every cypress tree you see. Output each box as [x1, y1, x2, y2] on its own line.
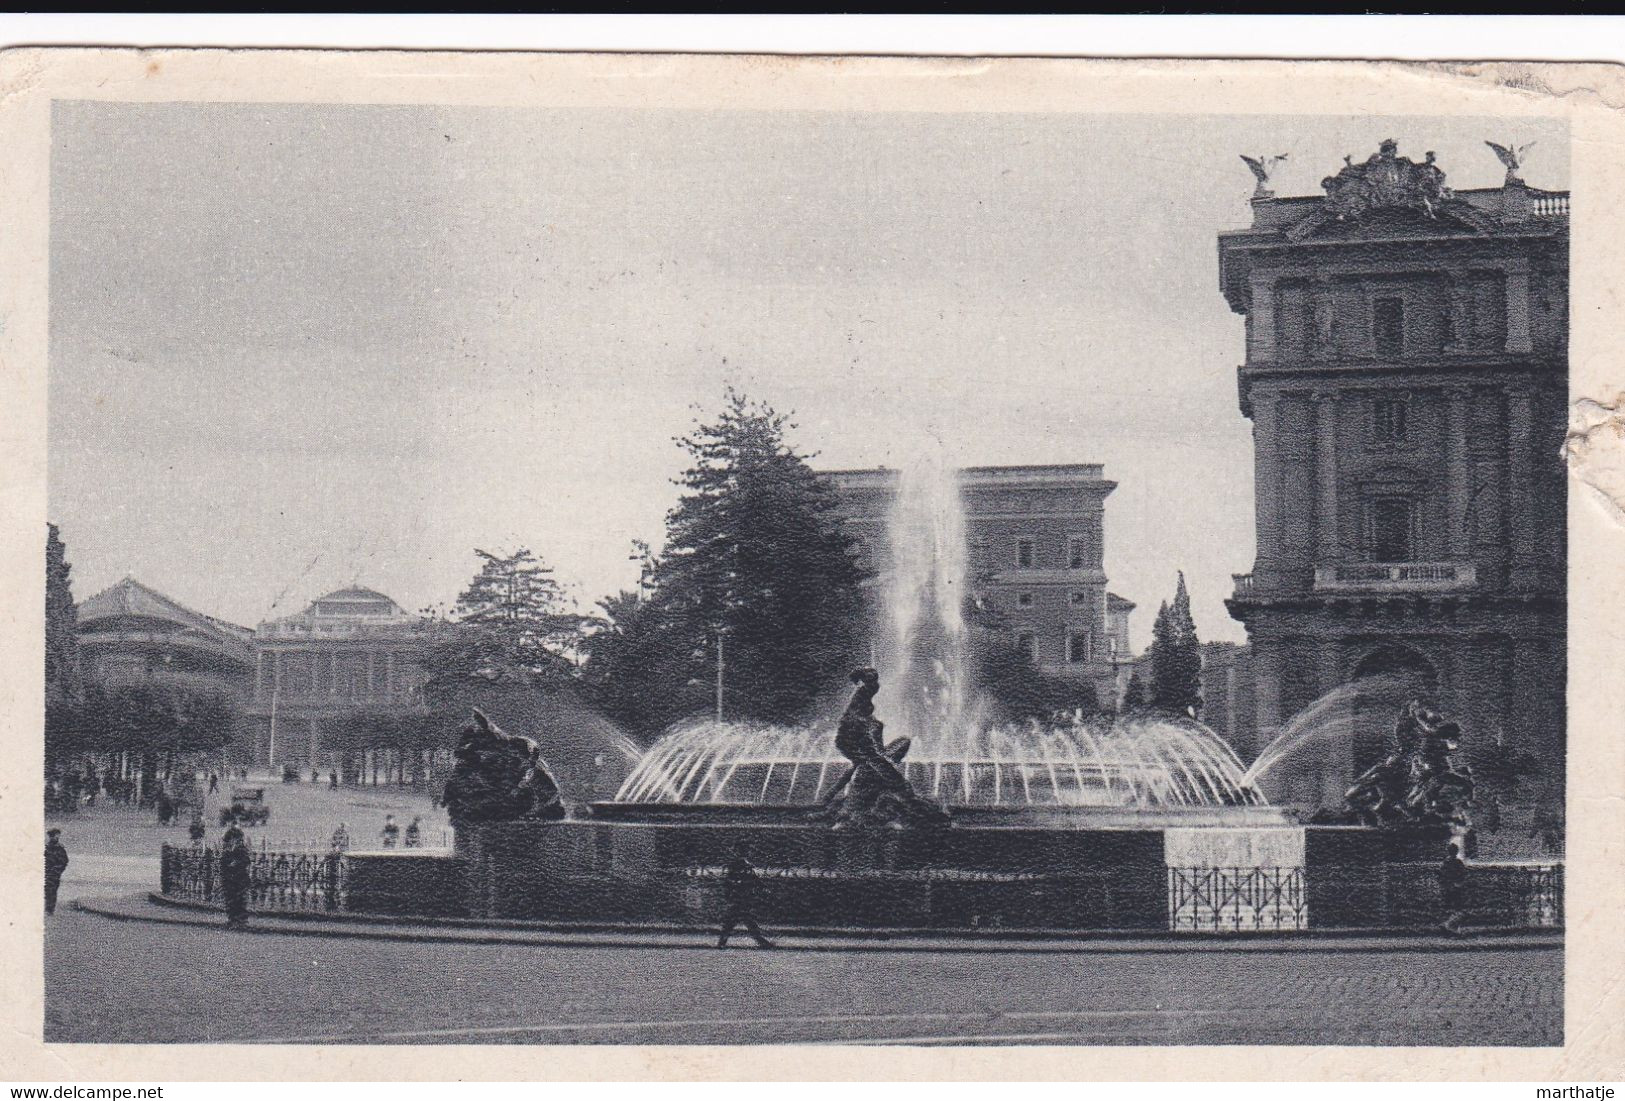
[1149, 571, 1202, 716]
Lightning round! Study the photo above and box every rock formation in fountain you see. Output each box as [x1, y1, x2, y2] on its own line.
[1345, 699, 1475, 829]
[441, 709, 567, 826]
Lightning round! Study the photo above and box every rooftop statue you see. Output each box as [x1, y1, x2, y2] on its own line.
[1346, 699, 1475, 830]
[1485, 139, 1536, 183]
[441, 709, 566, 826]
[1239, 153, 1289, 198]
[1320, 138, 1451, 221]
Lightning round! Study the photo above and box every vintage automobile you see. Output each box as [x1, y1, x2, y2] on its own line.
[219, 787, 270, 826]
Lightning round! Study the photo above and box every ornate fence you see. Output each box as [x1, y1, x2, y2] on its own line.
[1167, 865, 1308, 932]
[161, 844, 347, 913]
[1471, 863, 1564, 929]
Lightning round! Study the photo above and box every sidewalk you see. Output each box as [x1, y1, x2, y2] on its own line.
[72, 893, 1564, 956]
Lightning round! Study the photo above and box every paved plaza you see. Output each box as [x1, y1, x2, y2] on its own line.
[45, 901, 1561, 1046]
[45, 773, 450, 906]
[41, 776, 1563, 1048]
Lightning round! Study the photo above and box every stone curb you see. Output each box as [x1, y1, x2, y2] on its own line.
[69, 894, 1564, 956]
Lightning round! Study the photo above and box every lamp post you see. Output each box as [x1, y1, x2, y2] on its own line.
[714, 628, 726, 723]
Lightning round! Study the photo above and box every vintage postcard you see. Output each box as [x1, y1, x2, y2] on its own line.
[1, 48, 1622, 1081]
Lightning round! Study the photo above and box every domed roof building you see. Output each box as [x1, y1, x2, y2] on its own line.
[247, 585, 431, 770]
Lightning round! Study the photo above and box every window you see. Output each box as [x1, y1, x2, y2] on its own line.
[1373, 297, 1405, 357]
[1016, 538, 1035, 568]
[1068, 631, 1092, 664]
[1370, 497, 1414, 562]
[1016, 632, 1037, 662]
[1070, 591, 1090, 607]
[1068, 537, 1089, 570]
[1373, 399, 1407, 443]
[1017, 592, 1034, 607]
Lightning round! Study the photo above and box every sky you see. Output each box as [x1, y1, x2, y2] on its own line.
[48, 103, 1569, 645]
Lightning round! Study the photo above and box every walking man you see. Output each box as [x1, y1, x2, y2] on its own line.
[404, 816, 422, 849]
[188, 809, 207, 847]
[220, 824, 251, 929]
[716, 852, 775, 949]
[331, 823, 350, 853]
[381, 814, 400, 849]
[208, 772, 219, 795]
[1438, 840, 1470, 935]
[45, 828, 69, 915]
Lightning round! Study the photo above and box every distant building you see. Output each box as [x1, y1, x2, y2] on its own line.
[1199, 641, 1256, 761]
[1104, 593, 1138, 706]
[1220, 140, 1567, 807]
[75, 577, 254, 700]
[828, 464, 1133, 704]
[245, 587, 430, 769]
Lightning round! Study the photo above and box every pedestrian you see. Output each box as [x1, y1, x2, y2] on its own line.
[403, 816, 422, 849]
[45, 828, 69, 915]
[208, 772, 219, 795]
[156, 790, 174, 827]
[329, 770, 338, 790]
[381, 815, 400, 849]
[330, 823, 350, 853]
[1438, 840, 1470, 935]
[716, 852, 775, 949]
[188, 809, 207, 846]
[219, 824, 251, 929]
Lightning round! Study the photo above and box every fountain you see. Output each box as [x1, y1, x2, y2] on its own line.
[355, 450, 1478, 933]
[615, 445, 1276, 828]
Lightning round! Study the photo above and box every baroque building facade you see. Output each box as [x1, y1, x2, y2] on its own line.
[245, 586, 431, 769]
[1221, 140, 1568, 808]
[828, 464, 1133, 705]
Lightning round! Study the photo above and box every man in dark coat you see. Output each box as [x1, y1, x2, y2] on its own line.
[220, 824, 252, 929]
[45, 828, 69, 915]
[716, 852, 775, 949]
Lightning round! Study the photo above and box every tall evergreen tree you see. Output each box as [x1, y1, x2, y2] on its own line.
[586, 390, 869, 735]
[1121, 671, 1147, 712]
[426, 547, 594, 696]
[45, 524, 83, 770]
[45, 523, 81, 706]
[1149, 571, 1202, 716]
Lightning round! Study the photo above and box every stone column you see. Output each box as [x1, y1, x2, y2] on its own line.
[1446, 274, 1470, 353]
[1249, 274, 1277, 361]
[254, 651, 266, 701]
[1446, 385, 1472, 558]
[1252, 392, 1282, 586]
[386, 650, 396, 696]
[1313, 276, 1335, 357]
[1505, 265, 1533, 354]
[367, 650, 377, 700]
[1313, 390, 1340, 565]
[330, 650, 340, 697]
[1252, 639, 1283, 744]
[1507, 386, 1537, 588]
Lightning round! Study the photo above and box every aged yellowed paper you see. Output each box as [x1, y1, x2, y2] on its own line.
[1, 48, 1622, 1080]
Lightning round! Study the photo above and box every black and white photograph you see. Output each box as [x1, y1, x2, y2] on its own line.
[4, 44, 1620, 1080]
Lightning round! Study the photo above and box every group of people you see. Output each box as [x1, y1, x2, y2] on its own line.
[329, 815, 426, 852]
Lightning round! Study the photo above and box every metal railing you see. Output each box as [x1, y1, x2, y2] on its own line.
[1167, 865, 1308, 932]
[161, 843, 347, 913]
[1473, 863, 1564, 928]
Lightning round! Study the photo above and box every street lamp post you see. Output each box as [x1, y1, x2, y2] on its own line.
[714, 629, 726, 723]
